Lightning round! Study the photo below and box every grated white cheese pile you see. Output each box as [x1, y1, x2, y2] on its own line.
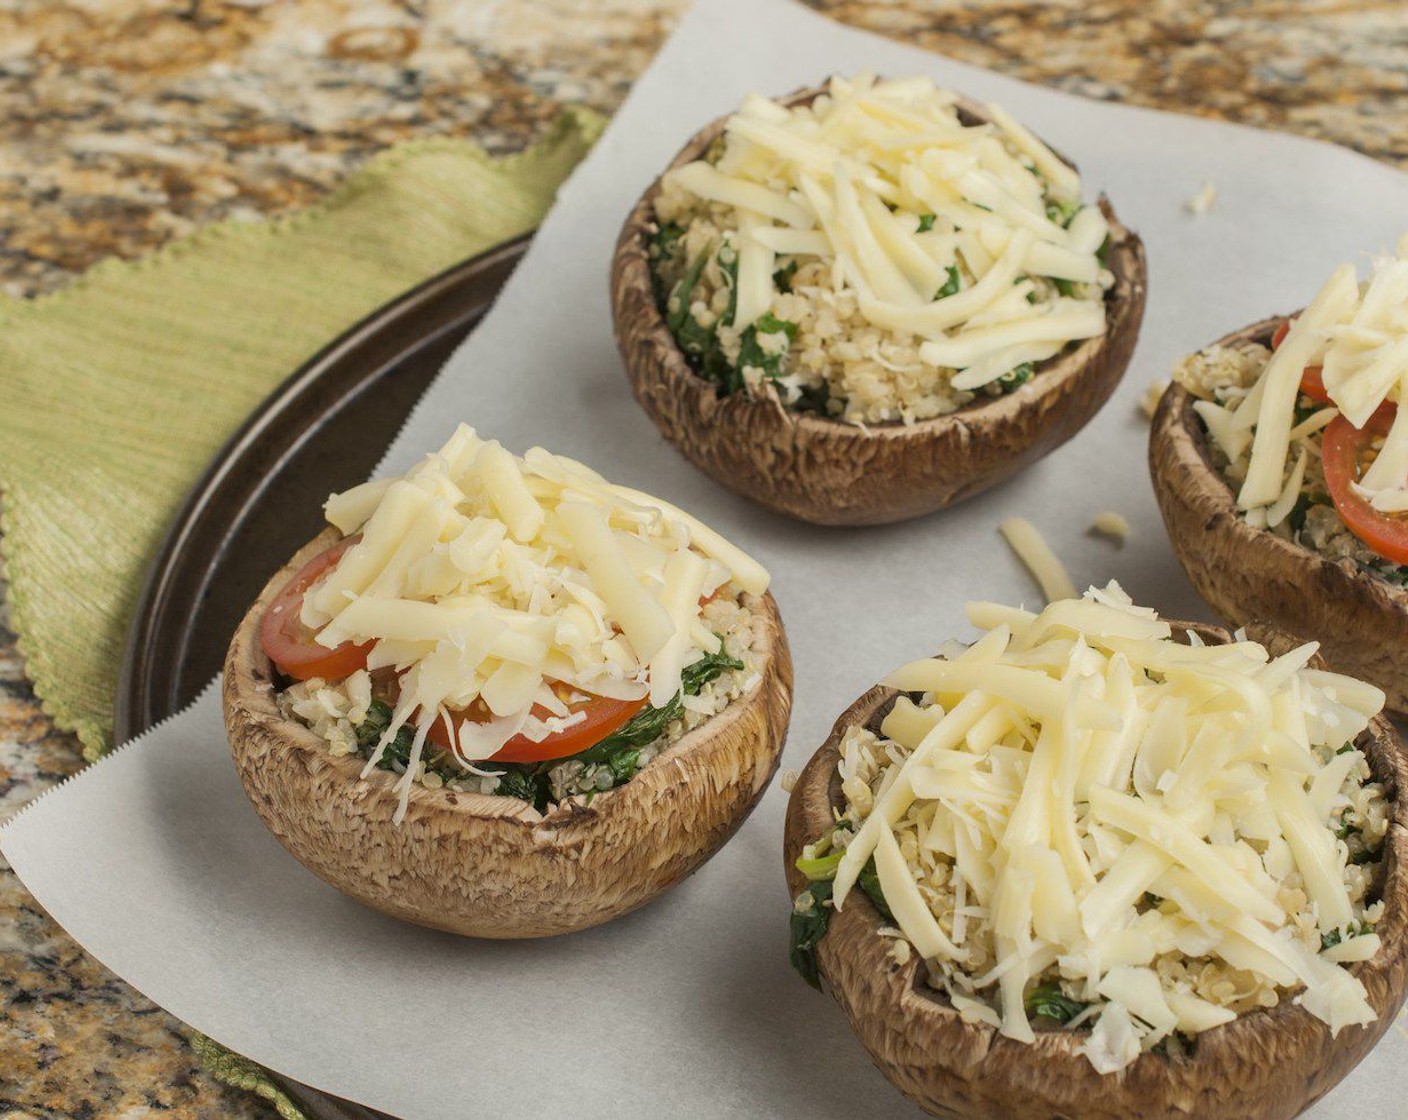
[1202, 235, 1408, 525]
[828, 583, 1387, 1072]
[660, 73, 1113, 392]
[297, 425, 770, 820]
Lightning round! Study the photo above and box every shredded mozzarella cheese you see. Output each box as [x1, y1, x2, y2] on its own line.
[1237, 237, 1408, 512]
[827, 583, 1386, 1072]
[300, 426, 770, 803]
[661, 72, 1111, 381]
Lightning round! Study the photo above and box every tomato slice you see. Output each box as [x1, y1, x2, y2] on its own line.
[1322, 407, 1408, 565]
[1298, 365, 1332, 406]
[264, 538, 683, 760]
[260, 538, 373, 681]
[425, 688, 649, 763]
[1270, 317, 1333, 405]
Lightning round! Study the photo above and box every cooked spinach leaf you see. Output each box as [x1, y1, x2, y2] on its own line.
[682, 644, 747, 693]
[553, 644, 744, 773]
[773, 258, 799, 293]
[358, 700, 416, 771]
[857, 857, 894, 923]
[1025, 983, 1087, 1023]
[484, 765, 547, 810]
[649, 221, 685, 265]
[356, 699, 394, 751]
[663, 242, 749, 390]
[354, 640, 744, 806]
[736, 312, 798, 385]
[1365, 557, 1408, 588]
[788, 822, 893, 988]
[1321, 922, 1369, 951]
[935, 265, 961, 299]
[1046, 199, 1079, 228]
[1287, 493, 1312, 535]
[790, 878, 834, 990]
[717, 242, 739, 329]
[916, 212, 937, 233]
[994, 362, 1033, 394]
[666, 251, 709, 336]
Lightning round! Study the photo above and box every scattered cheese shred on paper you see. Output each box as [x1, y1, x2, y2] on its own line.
[1185, 182, 1218, 215]
[1140, 379, 1169, 420]
[998, 516, 1077, 603]
[1090, 511, 1131, 544]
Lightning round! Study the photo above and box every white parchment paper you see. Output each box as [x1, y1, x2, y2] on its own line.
[7, 1, 1408, 1115]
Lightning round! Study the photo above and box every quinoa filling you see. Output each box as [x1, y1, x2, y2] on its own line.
[792, 720, 1385, 1043]
[645, 76, 1117, 427]
[649, 194, 1108, 426]
[816, 721, 1385, 1031]
[787, 593, 1389, 1069]
[277, 591, 764, 811]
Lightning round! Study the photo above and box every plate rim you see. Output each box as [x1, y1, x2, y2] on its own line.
[113, 234, 531, 746]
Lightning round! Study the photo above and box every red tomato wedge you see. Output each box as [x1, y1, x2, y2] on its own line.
[260, 538, 373, 681]
[425, 689, 649, 763]
[1270, 318, 1332, 405]
[260, 536, 711, 761]
[1322, 407, 1408, 565]
[1298, 365, 1332, 406]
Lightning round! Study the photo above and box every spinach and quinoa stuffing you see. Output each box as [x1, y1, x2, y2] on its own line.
[350, 643, 744, 812]
[786, 710, 1388, 1046]
[789, 819, 894, 991]
[645, 78, 1115, 426]
[650, 222, 1049, 417]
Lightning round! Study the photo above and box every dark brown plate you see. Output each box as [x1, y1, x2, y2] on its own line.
[113, 234, 529, 1120]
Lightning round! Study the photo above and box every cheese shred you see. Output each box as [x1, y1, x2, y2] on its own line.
[999, 517, 1077, 604]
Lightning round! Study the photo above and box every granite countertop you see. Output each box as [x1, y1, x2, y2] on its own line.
[2, 1, 1405, 1115]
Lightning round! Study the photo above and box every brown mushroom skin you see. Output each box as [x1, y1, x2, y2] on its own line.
[611, 86, 1148, 527]
[1150, 317, 1408, 716]
[223, 529, 793, 939]
[783, 622, 1408, 1119]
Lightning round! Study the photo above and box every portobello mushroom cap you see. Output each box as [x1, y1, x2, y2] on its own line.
[782, 621, 1408, 1120]
[224, 528, 794, 939]
[611, 85, 1148, 527]
[1150, 317, 1408, 716]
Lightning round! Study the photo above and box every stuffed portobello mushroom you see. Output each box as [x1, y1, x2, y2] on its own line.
[223, 425, 793, 938]
[1151, 238, 1408, 713]
[612, 73, 1146, 525]
[784, 585, 1407, 1119]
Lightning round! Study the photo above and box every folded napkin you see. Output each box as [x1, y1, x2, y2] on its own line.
[0, 106, 602, 761]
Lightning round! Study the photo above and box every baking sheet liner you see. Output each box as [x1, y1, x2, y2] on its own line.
[7, 0, 1408, 1114]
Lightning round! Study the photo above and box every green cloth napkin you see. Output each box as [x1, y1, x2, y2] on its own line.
[0, 106, 603, 761]
[191, 1033, 308, 1120]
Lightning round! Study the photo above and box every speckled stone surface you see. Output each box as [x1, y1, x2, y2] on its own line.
[2, 1, 1406, 1115]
